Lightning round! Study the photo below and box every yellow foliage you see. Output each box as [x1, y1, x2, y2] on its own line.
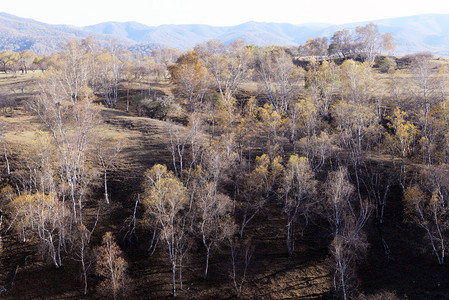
[285, 155, 314, 186]
[248, 154, 284, 195]
[143, 164, 188, 222]
[403, 185, 426, 217]
[389, 107, 419, 157]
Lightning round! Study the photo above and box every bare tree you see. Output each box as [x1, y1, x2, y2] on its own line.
[282, 155, 316, 256]
[196, 182, 234, 278]
[28, 92, 101, 224]
[255, 47, 303, 114]
[228, 237, 254, 298]
[404, 184, 448, 265]
[355, 23, 396, 63]
[58, 39, 94, 103]
[73, 224, 95, 295]
[324, 167, 371, 300]
[330, 29, 354, 59]
[167, 122, 188, 181]
[95, 232, 130, 300]
[9, 192, 73, 268]
[95, 135, 124, 204]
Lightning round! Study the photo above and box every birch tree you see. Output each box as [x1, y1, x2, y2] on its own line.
[196, 182, 234, 278]
[324, 167, 371, 300]
[404, 184, 448, 265]
[143, 164, 188, 297]
[282, 155, 316, 256]
[255, 47, 303, 114]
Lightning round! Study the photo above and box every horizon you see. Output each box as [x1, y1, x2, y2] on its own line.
[2, 0, 449, 28]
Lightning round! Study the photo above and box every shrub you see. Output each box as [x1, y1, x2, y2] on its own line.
[376, 56, 397, 73]
[136, 95, 182, 119]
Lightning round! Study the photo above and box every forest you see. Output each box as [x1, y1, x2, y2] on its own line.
[0, 23, 448, 299]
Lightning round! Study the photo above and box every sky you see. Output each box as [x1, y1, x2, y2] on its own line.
[3, 0, 449, 27]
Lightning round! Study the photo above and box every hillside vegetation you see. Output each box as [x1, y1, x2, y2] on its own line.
[0, 35, 449, 300]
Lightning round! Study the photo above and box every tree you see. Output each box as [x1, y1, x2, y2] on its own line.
[282, 155, 316, 256]
[73, 224, 95, 295]
[95, 232, 130, 299]
[167, 121, 188, 181]
[0, 50, 15, 73]
[287, 98, 320, 144]
[198, 39, 251, 133]
[301, 37, 329, 58]
[255, 47, 303, 114]
[228, 237, 254, 298]
[305, 59, 339, 119]
[339, 60, 375, 105]
[94, 135, 124, 204]
[169, 50, 212, 112]
[109, 46, 126, 108]
[385, 107, 419, 189]
[355, 23, 396, 63]
[256, 103, 286, 158]
[58, 38, 95, 103]
[201, 137, 238, 192]
[404, 185, 448, 265]
[17, 50, 36, 74]
[330, 29, 354, 59]
[9, 192, 72, 268]
[143, 164, 189, 297]
[297, 132, 334, 172]
[196, 182, 234, 278]
[120, 53, 136, 112]
[143, 54, 155, 97]
[33, 55, 52, 72]
[324, 167, 371, 300]
[240, 154, 283, 236]
[28, 87, 101, 224]
[407, 52, 440, 165]
[248, 154, 283, 198]
[152, 47, 182, 65]
[97, 51, 115, 108]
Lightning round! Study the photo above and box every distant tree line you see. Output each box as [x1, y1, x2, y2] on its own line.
[298, 23, 396, 62]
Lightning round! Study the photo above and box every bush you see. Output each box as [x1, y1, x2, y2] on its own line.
[136, 95, 182, 119]
[376, 56, 397, 73]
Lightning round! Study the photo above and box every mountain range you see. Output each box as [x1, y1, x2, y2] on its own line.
[1, 12, 449, 55]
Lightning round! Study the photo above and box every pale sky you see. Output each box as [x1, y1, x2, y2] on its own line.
[3, 0, 449, 27]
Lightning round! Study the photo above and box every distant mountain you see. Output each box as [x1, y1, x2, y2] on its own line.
[84, 21, 330, 50]
[84, 14, 449, 55]
[2, 12, 449, 55]
[0, 13, 149, 54]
